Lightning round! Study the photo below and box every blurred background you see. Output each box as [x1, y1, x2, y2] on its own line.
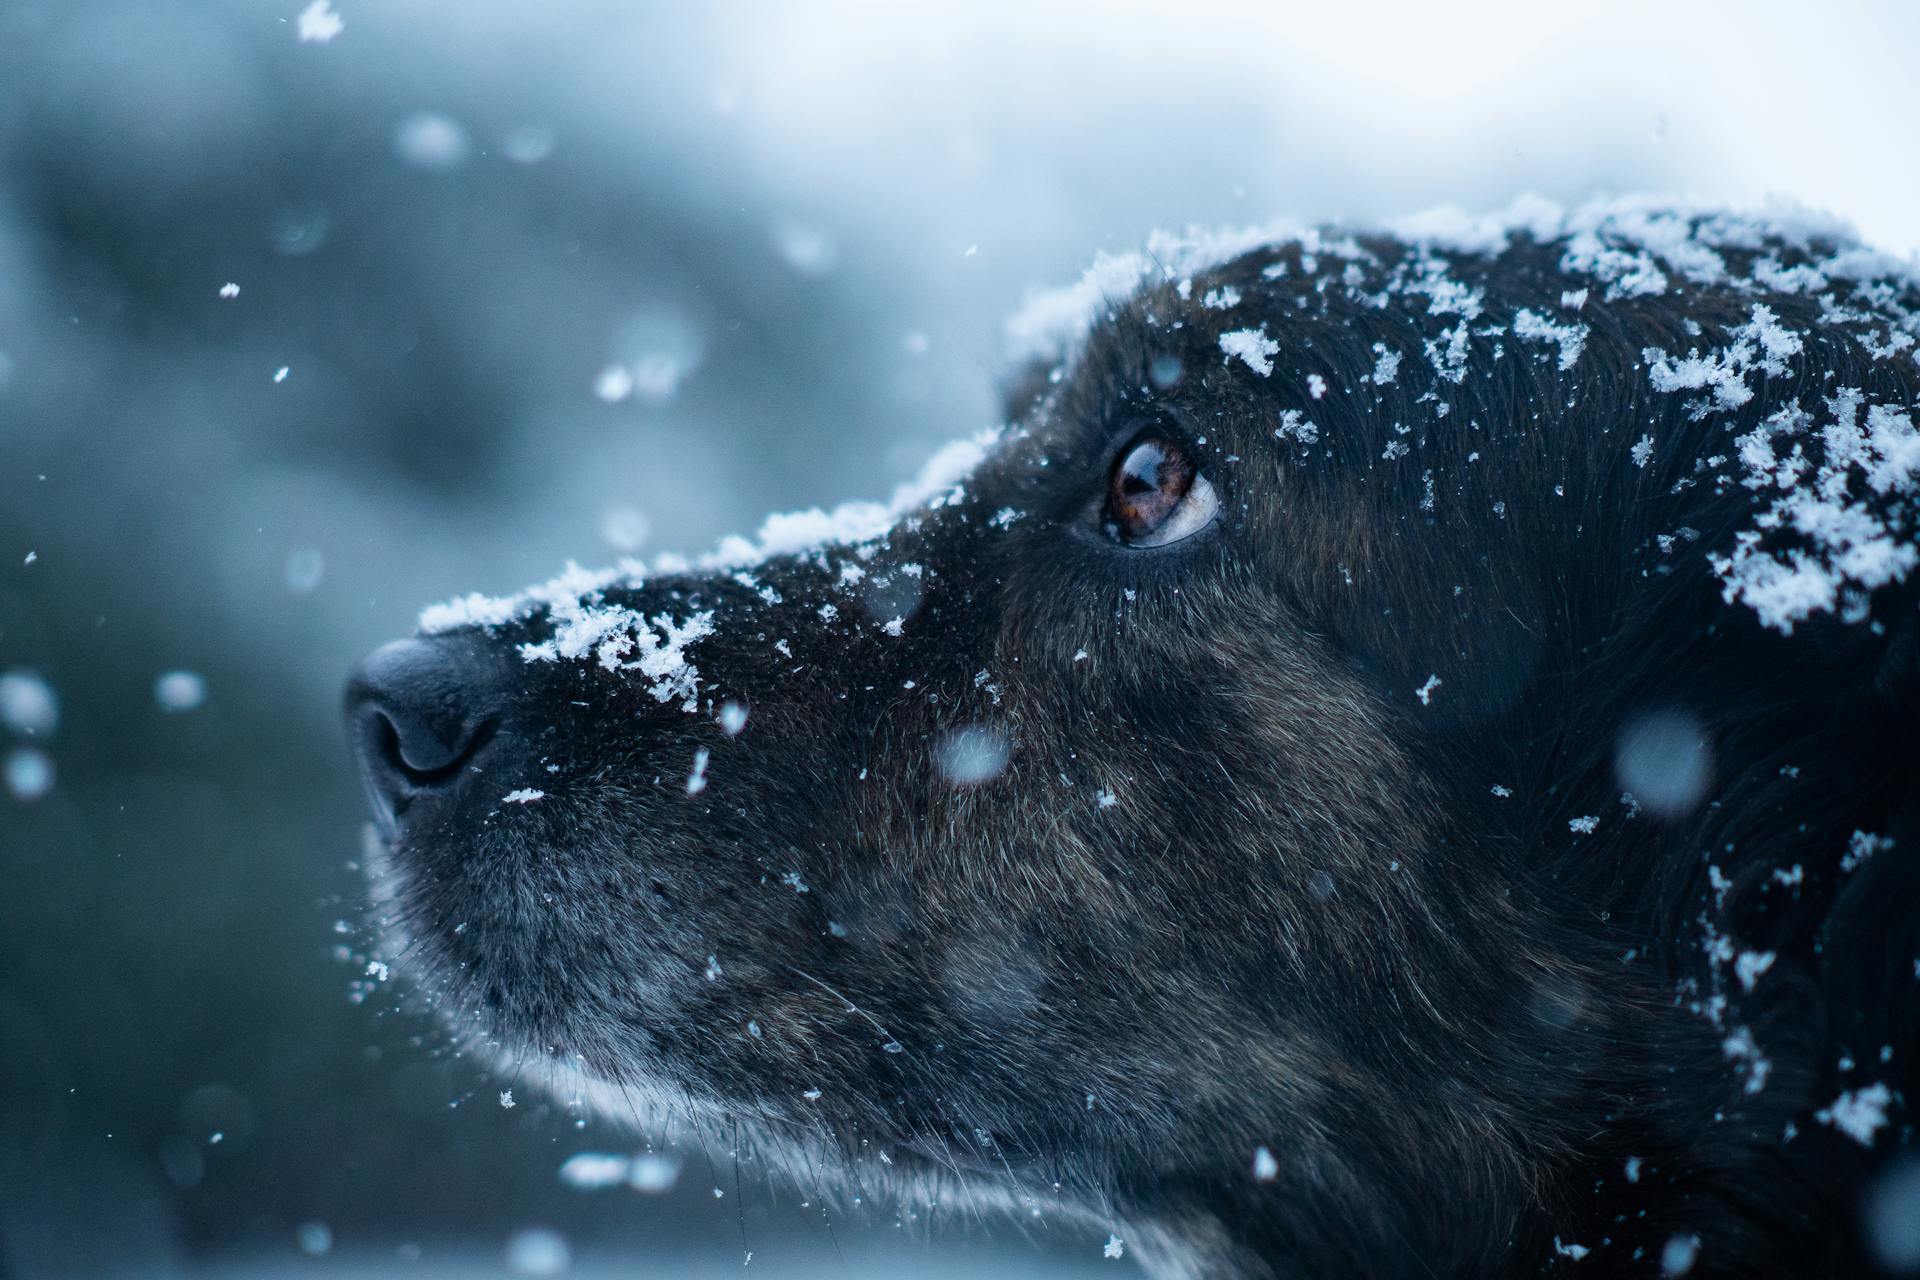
[2, 1, 1918, 1276]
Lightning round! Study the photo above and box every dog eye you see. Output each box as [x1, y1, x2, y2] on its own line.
[1105, 433, 1220, 547]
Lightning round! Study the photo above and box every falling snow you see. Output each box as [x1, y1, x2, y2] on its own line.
[296, 1, 344, 43]
[154, 671, 207, 712]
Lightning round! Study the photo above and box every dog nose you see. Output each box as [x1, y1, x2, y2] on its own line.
[346, 636, 509, 834]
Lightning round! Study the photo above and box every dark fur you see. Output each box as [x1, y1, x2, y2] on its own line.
[355, 217, 1920, 1277]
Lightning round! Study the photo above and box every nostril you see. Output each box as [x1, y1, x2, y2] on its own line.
[368, 705, 496, 789]
[345, 636, 513, 831]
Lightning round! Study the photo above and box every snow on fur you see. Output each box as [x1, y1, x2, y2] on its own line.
[425, 197, 1917, 679]
[1005, 195, 1920, 638]
[1713, 390, 1920, 633]
[417, 428, 1000, 702]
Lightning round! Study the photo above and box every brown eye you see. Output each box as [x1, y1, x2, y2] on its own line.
[1105, 433, 1220, 547]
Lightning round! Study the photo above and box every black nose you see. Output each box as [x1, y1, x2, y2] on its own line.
[346, 636, 510, 835]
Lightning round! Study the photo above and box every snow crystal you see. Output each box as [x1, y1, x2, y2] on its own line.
[1252, 1146, 1279, 1181]
[1220, 327, 1280, 377]
[718, 702, 748, 736]
[296, 1, 344, 43]
[1734, 950, 1775, 993]
[1102, 1235, 1125, 1260]
[1614, 709, 1712, 818]
[1511, 309, 1589, 371]
[1306, 373, 1327, 400]
[1866, 1158, 1920, 1270]
[5, 746, 53, 801]
[1406, 266, 1485, 323]
[1561, 289, 1589, 310]
[1713, 390, 1920, 633]
[1569, 815, 1599, 835]
[597, 506, 651, 553]
[283, 546, 325, 594]
[155, 671, 207, 712]
[594, 364, 635, 403]
[1370, 344, 1401, 384]
[502, 789, 544, 805]
[628, 1152, 682, 1193]
[1644, 350, 1749, 413]
[1553, 1238, 1590, 1261]
[1644, 305, 1805, 419]
[0, 671, 58, 737]
[394, 112, 472, 171]
[1661, 1234, 1701, 1276]
[533, 600, 711, 697]
[772, 219, 837, 277]
[1624, 1156, 1643, 1183]
[1275, 409, 1319, 445]
[1490, 784, 1512, 798]
[1844, 830, 1894, 872]
[1424, 322, 1472, 384]
[934, 726, 1009, 786]
[218, 282, 239, 299]
[685, 748, 710, 796]
[1201, 286, 1241, 310]
[558, 1152, 631, 1190]
[1095, 788, 1118, 809]
[422, 560, 715, 708]
[1817, 1082, 1893, 1145]
[505, 1227, 571, 1277]
[1720, 1025, 1773, 1099]
[1414, 674, 1441, 705]
[295, 1222, 333, 1257]
[499, 1090, 516, 1108]
[501, 125, 557, 165]
[1631, 435, 1656, 470]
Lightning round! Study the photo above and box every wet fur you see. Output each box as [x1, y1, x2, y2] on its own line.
[366, 227, 1919, 1278]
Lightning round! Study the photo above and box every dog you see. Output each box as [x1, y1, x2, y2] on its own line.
[348, 198, 1920, 1278]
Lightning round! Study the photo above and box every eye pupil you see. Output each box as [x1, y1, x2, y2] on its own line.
[1107, 433, 1198, 543]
